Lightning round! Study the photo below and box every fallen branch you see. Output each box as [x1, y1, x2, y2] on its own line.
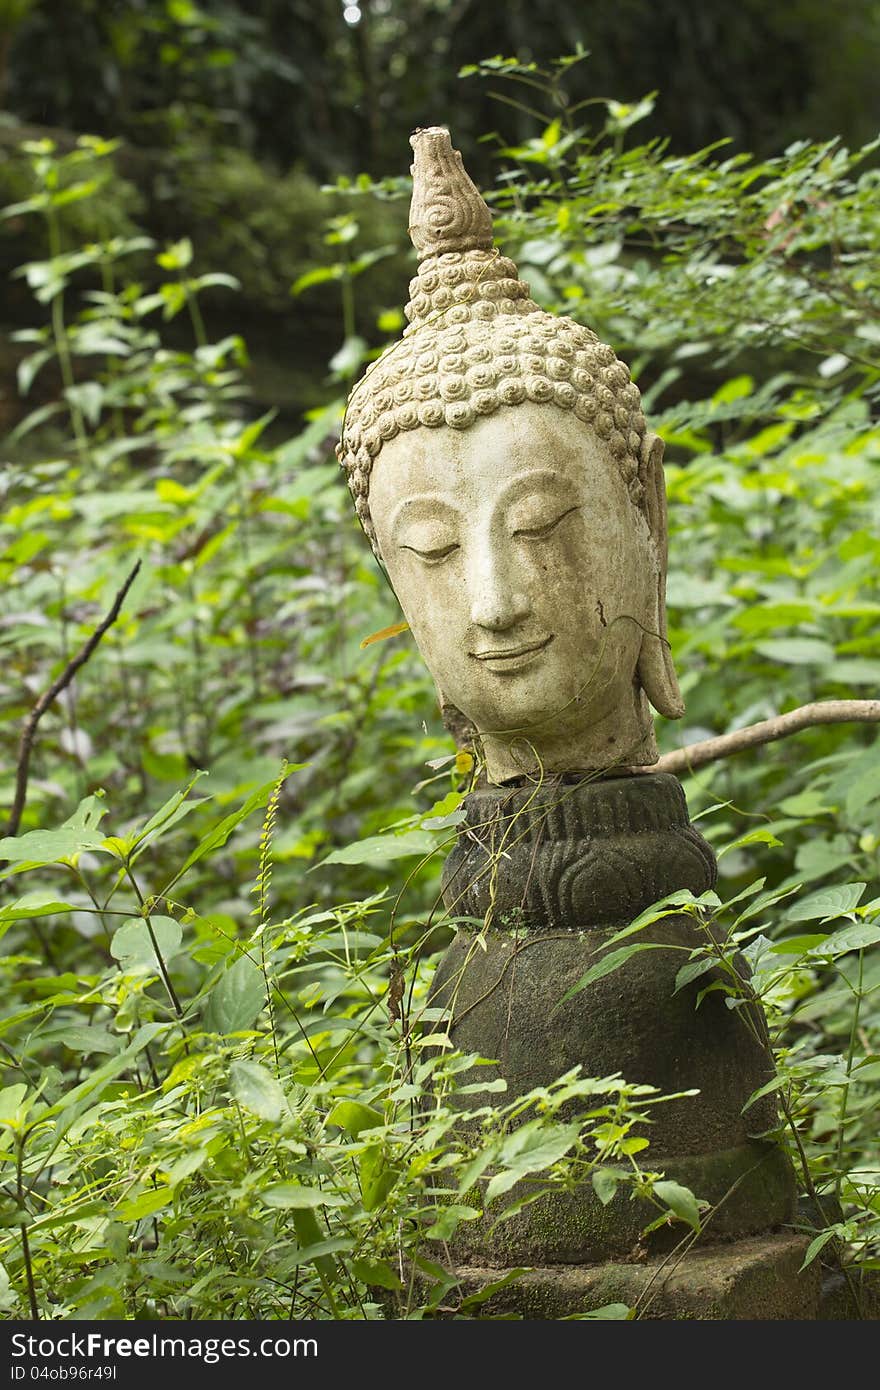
[5, 562, 141, 839]
[656, 699, 880, 777]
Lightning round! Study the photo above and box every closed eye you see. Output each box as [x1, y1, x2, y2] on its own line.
[514, 505, 580, 540]
[399, 542, 460, 564]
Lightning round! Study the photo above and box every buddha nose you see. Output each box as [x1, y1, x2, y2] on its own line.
[469, 552, 531, 631]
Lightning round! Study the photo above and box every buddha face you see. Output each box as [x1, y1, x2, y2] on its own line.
[368, 404, 664, 781]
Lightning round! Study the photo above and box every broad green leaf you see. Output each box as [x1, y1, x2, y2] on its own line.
[769, 934, 829, 955]
[0, 827, 109, 869]
[41, 1026, 120, 1056]
[485, 1122, 580, 1201]
[118, 1187, 173, 1222]
[653, 1179, 701, 1231]
[327, 1100, 384, 1136]
[673, 955, 718, 993]
[110, 916, 182, 970]
[554, 943, 671, 1009]
[260, 1184, 344, 1209]
[754, 638, 835, 665]
[320, 830, 440, 867]
[0, 1085, 29, 1126]
[164, 773, 302, 890]
[230, 1059, 285, 1121]
[350, 1259, 403, 1291]
[204, 954, 265, 1034]
[785, 883, 865, 923]
[424, 1204, 481, 1239]
[592, 1168, 621, 1206]
[0, 892, 80, 923]
[813, 919, 880, 956]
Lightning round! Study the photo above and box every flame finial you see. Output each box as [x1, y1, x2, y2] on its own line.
[408, 127, 494, 260]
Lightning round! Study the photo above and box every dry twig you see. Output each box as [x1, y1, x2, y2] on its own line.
[656, 699, 880, 777]
[5, 562, 141, 839]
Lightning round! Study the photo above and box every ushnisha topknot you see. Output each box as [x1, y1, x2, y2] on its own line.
[337, 127, 648, 557]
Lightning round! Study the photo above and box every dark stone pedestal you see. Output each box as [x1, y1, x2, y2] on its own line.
[430, 772, 801, 1297]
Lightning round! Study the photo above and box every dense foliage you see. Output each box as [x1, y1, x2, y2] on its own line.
[0, 53, 878, 1319]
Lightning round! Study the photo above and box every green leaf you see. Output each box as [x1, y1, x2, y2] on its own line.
[320, 830, 440, 867]
[592, 1168, 622, 1206]
[230, 1059, 285, 1121]
[813, 919, 880, 957]
[118, 1187, 173, 1222]
[131, 774, 210, 857]
[713, 375, 754, 404]
[485, 1122, 581, 1201]
[754, 638, 836, 666]
[42, 1026, 120, 1056]
[717, 828, 783, 858]
[785, 883, 865, 923]
[424, 1204, 481, 1239]
[458, 1267, 530, 1309]
[260, 1184, 344, 1209]
[553, 943, 671, 1009]
[164, 774, 301, 890]
[582, 1303, 633, 1320]
[769, 934, 829, 956]
[350, 1259, 403, 1291]
[327, 1100, 384, 1136]
[0, 1085, 29, 1126]
[673, 955, 717, 993]
[65, 382, 104, 426]
[0, 892, 80, 923]
[110, 916, 182, 970]
[0, 1261, 17, 1313]
[799, 1228, 838, 1271]
[0, 826, 109, 869]
[291, 264, 343, 295]
[359, 1144, 398, 1211]
[653, 1179, 701, 1231]
[204, 954, 265, 1034]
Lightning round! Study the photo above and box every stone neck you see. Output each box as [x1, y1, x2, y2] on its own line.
[479, 680, 658, 783]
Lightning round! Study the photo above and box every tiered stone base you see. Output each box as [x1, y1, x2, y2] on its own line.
[449, 1235, 821, 1319]
[447, 1236, 880, 1319]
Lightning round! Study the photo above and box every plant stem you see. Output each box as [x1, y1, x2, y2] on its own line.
[46, 208, 89, 462]
[834, 948, 865, 1206]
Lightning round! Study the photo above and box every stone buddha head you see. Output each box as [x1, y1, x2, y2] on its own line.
[337, 127, 683, 784]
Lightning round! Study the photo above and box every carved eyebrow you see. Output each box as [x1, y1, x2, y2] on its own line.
[388, 493, 463, 543]
[495, 468, 577, 504]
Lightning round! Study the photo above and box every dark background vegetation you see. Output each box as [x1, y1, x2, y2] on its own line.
[3, 0, 879, 419]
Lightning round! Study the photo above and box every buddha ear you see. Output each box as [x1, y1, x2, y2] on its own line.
[635, 431, 685, 719]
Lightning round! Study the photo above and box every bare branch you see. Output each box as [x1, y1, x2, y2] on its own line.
[5, 562, 141, 839]
[656, 699, 880, 777]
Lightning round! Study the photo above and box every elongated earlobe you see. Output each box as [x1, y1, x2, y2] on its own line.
[636, 432, 685, 719]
